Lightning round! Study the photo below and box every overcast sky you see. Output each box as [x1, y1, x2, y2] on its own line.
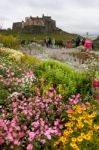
[0, 0, 99, 34]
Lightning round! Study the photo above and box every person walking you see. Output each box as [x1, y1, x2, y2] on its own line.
[75, 36, 81, 47]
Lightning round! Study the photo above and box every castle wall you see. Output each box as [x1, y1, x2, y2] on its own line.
[12, 15, 56, 33]
[13, 22, 22, 30]
[24, 17, 45, 27]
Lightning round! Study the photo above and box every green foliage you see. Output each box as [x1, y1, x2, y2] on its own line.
[0, 34, 19, 49]
[0, 30, 76, 44]
[93, 41, 99, 51]
[0, 84, 9, 103]
[21, 54, 41, 66]
[35, 59, 92, 99]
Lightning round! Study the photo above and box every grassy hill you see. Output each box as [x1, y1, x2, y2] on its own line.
[0, 28, 77, 43]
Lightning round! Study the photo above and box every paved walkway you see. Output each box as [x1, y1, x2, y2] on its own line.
[22, 45, 99, 70]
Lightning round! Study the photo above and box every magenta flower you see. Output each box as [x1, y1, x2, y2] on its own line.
[93, 80, 99, 87]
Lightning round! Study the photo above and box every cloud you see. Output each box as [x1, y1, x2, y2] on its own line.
[0, 0, 99, 34]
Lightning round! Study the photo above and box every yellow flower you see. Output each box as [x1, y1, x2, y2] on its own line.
[78, 116, 83, 121]
[77, 136, 83, 143]
[81, 107, 87, 111]
[87, 120, 93, 126]
[75, 105, 82, 114]
[89, 112, 96, 118]
[70, 142, 80, 150]
[83, 134, 91, 141]
[88, 130, 93, 136]
[63, 130, 70, 136]
[68, 114, 73, 118]
[93, 124, 99, 131]
[65, 122, 73, 127]
[70, 116, 75, 121]
[54, 141, 59, 147]
[84, 120, 93, 126]
[70, 142, 77, 148]
[59, 136, 65, 143]
[77, 123, 84, 129]
[81, 132, 85, 137]
[71, 137, 77, 143]
[67, 128, 73, 134]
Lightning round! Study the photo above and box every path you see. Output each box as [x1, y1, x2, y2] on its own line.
[21, 44, 99, 70]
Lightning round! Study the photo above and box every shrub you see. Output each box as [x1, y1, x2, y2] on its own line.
[0, 47, 24, 62]
[21, 54, 41, 66]
[0, 84, 9, 103]
[35, 60, 92, 99]
[0, 34, 19, 49]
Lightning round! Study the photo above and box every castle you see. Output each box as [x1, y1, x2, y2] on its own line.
[13, 14, 56, 33]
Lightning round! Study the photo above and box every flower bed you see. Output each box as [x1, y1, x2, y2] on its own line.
[0, 90, 66, 149]
[0, 48, 98, 149]
[0, 47, 24, 62]
[54, 96, 99, 150]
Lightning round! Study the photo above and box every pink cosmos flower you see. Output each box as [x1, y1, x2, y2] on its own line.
[49, 91, 54, 97]
[12, 102, 17, 108]
[7, 133, 13, 141]
[0, 138, 4, 144]
[13, 108, 17, 114]
[23, 110, 28, 115]
[19, 132, 25, 138]
[0, 120, 5, 127]
[59, 125, 63, 129]
[10, 145, 14, 149]
[44, 130, 51, 140]
[28, 131, 35, 139]
[46, 134, 51, 140]
[31, 121, 39, 128]
[12, 132, 17, 138]
[54, 119, 59, 126]
[9, 127, 13, 132]
[15, 126, 21, 131]
[14, 139, 20, 145]
[23, 125, 27, 130]
[40, 139, 46, 144]
[27, 144, 33, 150]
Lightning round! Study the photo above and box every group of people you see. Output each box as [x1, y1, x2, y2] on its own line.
[43, 36, 93, 52]
[75, 36, 93, 50]
[44, 37, 56, 48]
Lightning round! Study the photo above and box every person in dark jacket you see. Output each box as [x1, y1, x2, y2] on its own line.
[75, 36, 81, 47]
[81, 38, 86, 46]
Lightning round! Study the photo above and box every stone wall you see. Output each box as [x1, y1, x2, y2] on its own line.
[13, 22, 22, 30]
[12, 15, 56, 33]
